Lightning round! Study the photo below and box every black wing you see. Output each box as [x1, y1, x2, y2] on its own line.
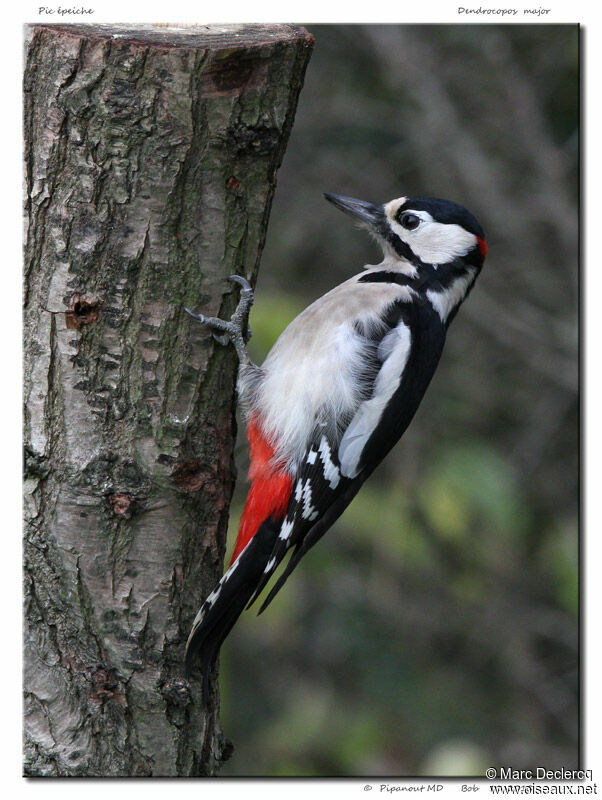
[254, 295, 447, 612]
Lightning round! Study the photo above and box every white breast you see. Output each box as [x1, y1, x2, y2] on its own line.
[254, 275, 413, 471]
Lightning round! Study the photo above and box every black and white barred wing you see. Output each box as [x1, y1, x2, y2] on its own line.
[247, 426, 356, 610]
[256, 306, 428, 612]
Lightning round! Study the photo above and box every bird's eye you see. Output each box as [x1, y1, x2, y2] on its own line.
[399, 212, 421, 231]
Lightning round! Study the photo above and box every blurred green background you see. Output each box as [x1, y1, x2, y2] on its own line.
[219, 24, 579, 776]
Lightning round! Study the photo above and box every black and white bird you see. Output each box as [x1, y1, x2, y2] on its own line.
[183, 193, 487, 698]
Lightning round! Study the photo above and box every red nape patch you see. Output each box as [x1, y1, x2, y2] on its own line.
[230, 418, 292, 565]
[476, 236, 488, 259]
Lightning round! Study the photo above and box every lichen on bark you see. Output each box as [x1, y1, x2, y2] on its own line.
[23, 23, 313, 776]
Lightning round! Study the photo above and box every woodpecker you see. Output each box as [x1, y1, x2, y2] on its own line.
[183, 193, 487, 699]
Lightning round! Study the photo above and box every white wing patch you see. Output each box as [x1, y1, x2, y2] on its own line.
[278, 517, 294, 541]
[300, 479, 319, 521]
[318, 436, 340, 489]
[338, 322, 412, 479]
[293, 477, 319, 521]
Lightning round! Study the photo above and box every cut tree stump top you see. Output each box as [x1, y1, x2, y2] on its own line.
[31, 23, 314, 51]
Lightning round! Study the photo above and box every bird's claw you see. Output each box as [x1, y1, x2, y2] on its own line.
[229, 274, 252, 292]
[183, 307, 205, 323]
[228, 274, 254, 331]
[184, 274, 254, 354]
[184, 307, 228, 337]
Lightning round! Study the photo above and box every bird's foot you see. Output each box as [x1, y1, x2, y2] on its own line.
[185, 275, 254, 363]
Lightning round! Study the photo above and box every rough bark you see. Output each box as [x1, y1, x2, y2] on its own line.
[23, 23, 313, 777]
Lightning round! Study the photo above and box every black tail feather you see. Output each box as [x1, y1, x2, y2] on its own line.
[257, 542, 305, 615]
[183, 516, 280, 701]
[245, 533, 291, 610]
[185, 472, 368, 695]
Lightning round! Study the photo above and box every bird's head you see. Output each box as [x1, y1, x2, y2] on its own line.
[324, 193, 487, 275]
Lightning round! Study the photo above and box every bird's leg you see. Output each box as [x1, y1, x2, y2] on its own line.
[185, 275, 255, 368]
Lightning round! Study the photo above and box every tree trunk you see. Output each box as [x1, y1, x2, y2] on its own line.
[23, 23, 313, 777]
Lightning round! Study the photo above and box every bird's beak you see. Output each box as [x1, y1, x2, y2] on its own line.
[323, 193, 383, 230]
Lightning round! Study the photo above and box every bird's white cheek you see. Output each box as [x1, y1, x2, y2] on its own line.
[388, 218, 476, 265]
[410, 223, 476, 264]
